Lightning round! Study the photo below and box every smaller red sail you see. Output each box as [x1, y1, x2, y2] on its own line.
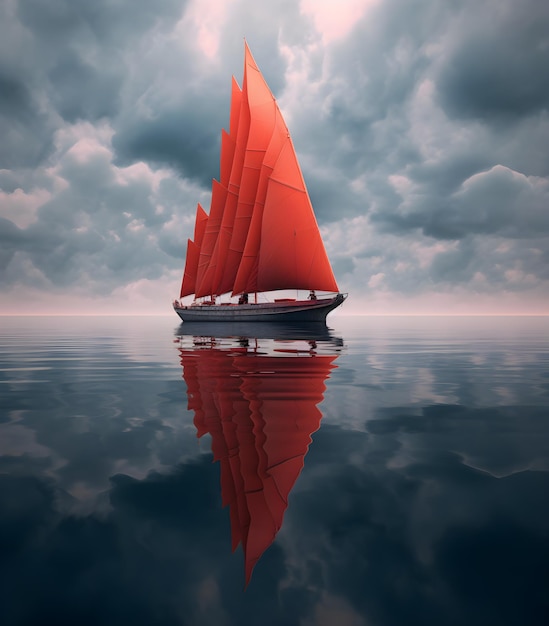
[193, 203, 208, 247]
[180, 204, 209, 297]
[194, 78, 242, 298]
[221, 78, 242, 187]
[180, 239, 200, 297]
[220, 130, 236, 190]
[196, 180, 228, 297]
[211, 188, 240, 295]
[229, 77, 242, 139]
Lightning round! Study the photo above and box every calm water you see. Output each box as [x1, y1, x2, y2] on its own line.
[1, 315, 548, 626]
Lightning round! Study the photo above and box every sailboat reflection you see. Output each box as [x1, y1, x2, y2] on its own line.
[176, 323, 343, 584]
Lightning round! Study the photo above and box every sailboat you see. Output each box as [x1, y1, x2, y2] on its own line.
[173, 42, 346, 323]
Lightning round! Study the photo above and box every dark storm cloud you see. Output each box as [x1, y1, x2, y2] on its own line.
[48, 54, 123, 123]
[112, 0, 302, 184]
[16, 0, 183, 53]
[373, 165, 549, 240]
[291, 0, 445, 179]
[0, 71, 55, 168]
[113, 100, 223, 187]
[436, 0, 549, 122]
[0, 0, 185, 169]
[218, 0, 307, 86]
[290, 0, 549, 247]
[306, 169, 366, 222]
[0, 218, 23, 277]
[420, 234, 549, 292]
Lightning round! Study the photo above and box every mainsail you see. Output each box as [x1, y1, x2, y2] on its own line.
[180, 42, 338, 300]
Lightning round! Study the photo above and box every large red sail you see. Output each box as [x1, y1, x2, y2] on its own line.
[221, 43, 277, 294]
[257, 136, 339, 292]
[180, 42, 339, 299]
[233, 107, 291, 295]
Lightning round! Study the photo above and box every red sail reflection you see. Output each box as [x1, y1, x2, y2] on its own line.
[177, 326, 341, 585]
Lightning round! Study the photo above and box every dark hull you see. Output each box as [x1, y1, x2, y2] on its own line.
[174, 293, 346, 323]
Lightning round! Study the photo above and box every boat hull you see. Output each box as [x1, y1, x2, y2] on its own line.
[174, 293, 346, 323]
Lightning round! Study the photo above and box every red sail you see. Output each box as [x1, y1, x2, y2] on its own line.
[221, 78, 242, 187]
[195, 80, 242, 298]
[220, 130, 235, 190]
[207, 55, 251, 296]
[221, 43, 277, 294]
[233, 107, 290, 295]
[179, 204, 208, 298]
[195, 180, 228, 297]
[180, 42, 339, 299]
[229, 78, 242, 144]
[199, 129, 249, 298]
[257, 137, 339, 292]
[178, 337, 338, 586]
[180, 239, 200, 297]
[193, 203, 208, 247]
[210, 188, 239, 295]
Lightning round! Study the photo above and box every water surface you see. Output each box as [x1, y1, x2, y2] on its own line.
[1, 315, 548, 625]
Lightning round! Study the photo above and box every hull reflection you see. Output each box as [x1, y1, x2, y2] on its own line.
[176, 325, 342, 584]
[176, 320, 342, 343]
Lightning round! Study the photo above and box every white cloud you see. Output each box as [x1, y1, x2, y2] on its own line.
[181, 0, 235, 58]
[0, 187, 51, 228]
[300, 0, 379, 43]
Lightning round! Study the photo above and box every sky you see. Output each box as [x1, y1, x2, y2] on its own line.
[1, 0, 548, 315]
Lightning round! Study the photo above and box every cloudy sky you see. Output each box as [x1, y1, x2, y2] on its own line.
[1, 0, 548, 315]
